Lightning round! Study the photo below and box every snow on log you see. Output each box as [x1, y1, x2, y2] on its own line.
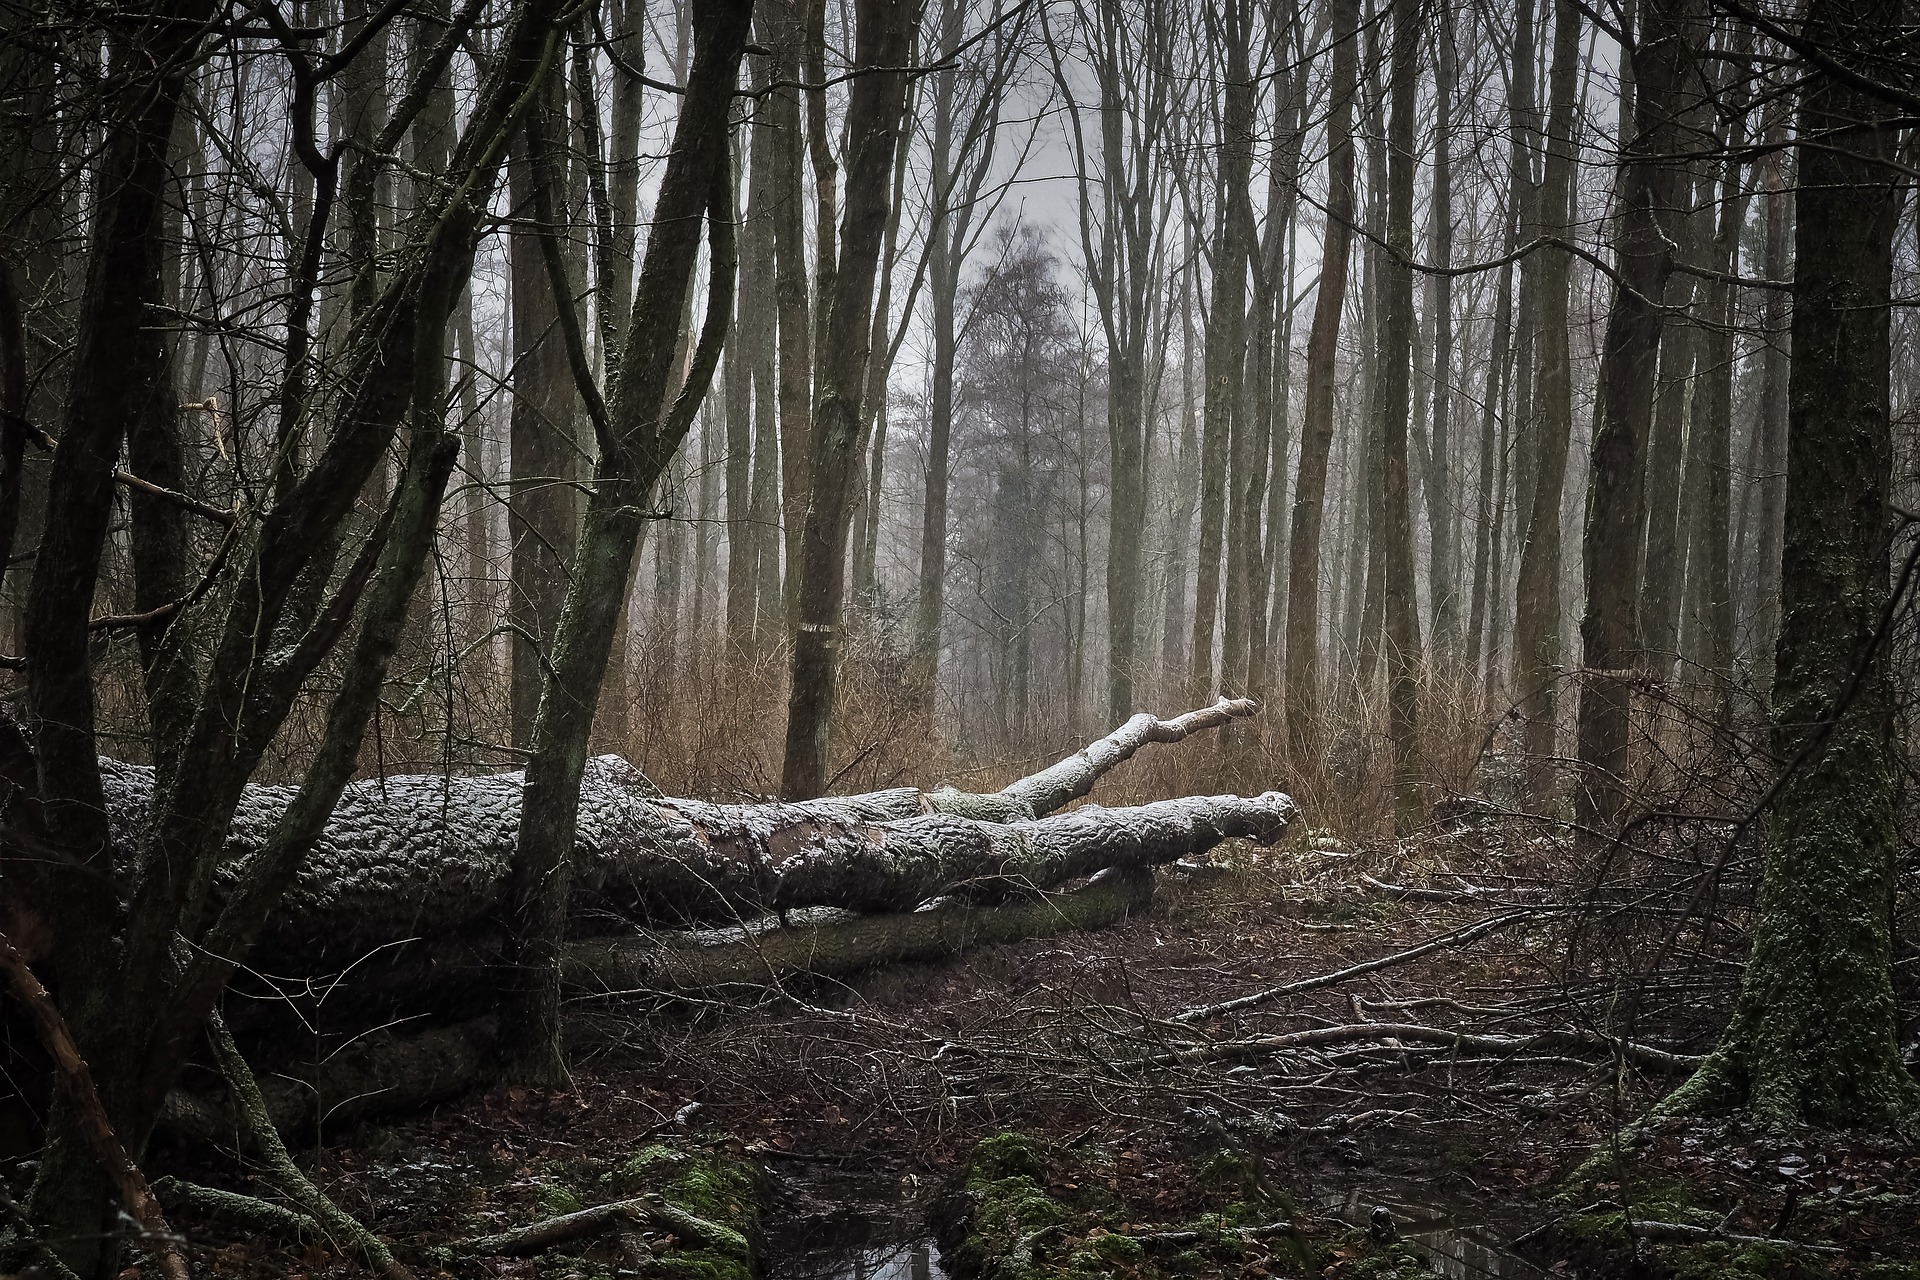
[96, 712, 1287, 961]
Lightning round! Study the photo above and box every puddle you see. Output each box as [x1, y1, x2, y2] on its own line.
[772, 1237, 950, 1280]
[1322, 1189, 1549, 1280]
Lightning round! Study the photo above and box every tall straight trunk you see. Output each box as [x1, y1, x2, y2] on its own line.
[1573, 0, 1703, 833]
[456, 283, 490, 648]
[763, 0, 811, 598]
[1482, 343, 1514, 706]
[1194, 1, 1254, 699]
[508, 73, 581, 751]
[1424, 12, 1457, 671]
[1752, 121, 1791, 693]
[1377, 0, 1423, 821]
[693, 407, 720, 652]
[857, 397, 886, 594]
[1354, 27, 1387, 692]
[1682, 51, 1750, 716]
[1161, 261, 1199, 677]
[1464, 0, 1534, 691]
[1509, 0, 1580, 774]
[744, 49, 784, 641]
[724, 113, 758, 645]
[1346, 397, 1376, 685]
[337, 0, 391, 324]
[1665, 0, 1918, 1126]
[499, 0, 750, 1079]
[1245, 15, 1304, 707]
[1281, 0, 1360, 753]
[1638, 173, 1705, 678]
[780, 0, 918, 799]
[914, 236, 956, 707]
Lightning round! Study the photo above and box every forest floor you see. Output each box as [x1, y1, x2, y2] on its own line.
[160, 817, 1920, 1280]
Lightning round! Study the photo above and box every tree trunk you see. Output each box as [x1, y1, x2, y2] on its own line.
[1464, 0, 1534, 692]
[1509, 0, 1580, 780]
[780, 0, 919, 800]
[1281, 0, 1359, 754]
[1751, 121, 1792, 694]
[1637, 176, 1703, 681]
[744, 47, 785, 642]
[1663, 0, 1918, 1126]
[1423, 11, 1457, 673]
[1193, 1, 1253, 701]
[764, 0, 812, 602]
[1572, 0, 1703, 834]
[507, 73, 581, 752]
[499, 0, 751, 1079]
[1377, 0, 1425, 825]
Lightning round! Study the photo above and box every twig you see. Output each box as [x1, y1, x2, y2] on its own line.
[1171, 910, 1532, 1023]
[0, 930, 191, 1280]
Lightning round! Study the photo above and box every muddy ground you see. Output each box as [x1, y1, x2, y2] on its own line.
[122, 821, 1920, 1278]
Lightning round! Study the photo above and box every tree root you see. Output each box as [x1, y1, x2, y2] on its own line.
[153, 1176, 320, 1241]
[208, 1012, 416, 1279]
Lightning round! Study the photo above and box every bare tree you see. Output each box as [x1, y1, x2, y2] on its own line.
[1282, 0, 1361, 752]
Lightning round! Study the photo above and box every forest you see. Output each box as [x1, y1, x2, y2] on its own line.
[0, 0, 1917, 1276]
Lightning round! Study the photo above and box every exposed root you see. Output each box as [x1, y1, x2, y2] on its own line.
[208, 1012, 416, 1280]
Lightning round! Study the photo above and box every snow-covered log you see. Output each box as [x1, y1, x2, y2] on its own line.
[93, 701, 1282, 966]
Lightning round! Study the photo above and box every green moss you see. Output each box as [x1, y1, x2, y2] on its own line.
[970, 1132, 1049, 1183]
[605, 1144, 757, 1280]
[953, 1134, 1326, 1280]
[535, 1182, 585, 1217]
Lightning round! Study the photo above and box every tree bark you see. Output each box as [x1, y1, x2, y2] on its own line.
[1464, 0, 1534, 692]
[1281, 0, 1360, 754]
[500, 0, 752, 1080]
[1663, 0, 1919, 1127]
[780, 0, 919, 799]
[1572, 0, 1704, 834]
[1377, 0, 1425, 824]
[1192, 1, 1253, 701]
[1423, 10, 1457, 673]
[507, 72, 581, 752]
[1509, 0, 1580, 779]
[1751, 120, 1792, 695]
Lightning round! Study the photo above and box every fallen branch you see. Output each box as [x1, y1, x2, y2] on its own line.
[0, 930, 191, 1280]
[935, 698, 1261, 821]
[1128, 1021, 1704, 1073]
[153, 1177, 320, 1242]
[207, 1011, 416, 1280]
[568, 867, 1155, 993]
[1359, 873, 1538, 904]
[461, 1195, 746, 1257]
[1627, 1220, 1842, 1254]
[1171, 911, 1531, 1023]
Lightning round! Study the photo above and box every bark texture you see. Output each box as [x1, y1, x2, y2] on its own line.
[1661, 0, 1920, 1130]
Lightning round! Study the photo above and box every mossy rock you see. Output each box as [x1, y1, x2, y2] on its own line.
[610, 1143, 760, 1280]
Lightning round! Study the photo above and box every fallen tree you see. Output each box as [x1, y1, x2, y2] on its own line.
[93, 701, 1294, 1128]
[90, 699, 1278, 972]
